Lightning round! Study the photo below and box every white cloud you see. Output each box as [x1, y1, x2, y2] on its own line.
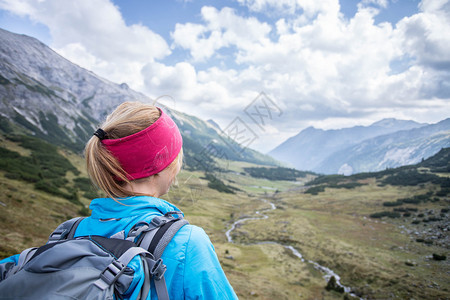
[0, 0, 35, 16]
[395, 0, 450, 70]
[171, 6, 272, 62]
[171, 22, 226, 62]
[1, 0, 448, 153]
[230, 5, 399, 106]
[142, 61, 198, 100]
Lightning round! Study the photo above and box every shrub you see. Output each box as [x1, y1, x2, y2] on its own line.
[201, 173, 235, 194]
[432, 253, 447, 261]
[436, 188, 450, 197]
[329, 182, 364, 189]
[35, 180, 67, 198]
[243, 167, 313, 181]
[402, 197, 421, 204]
[325, 276, 344, 293]
[369, 211, 401, 219]
[306, 174, 346, 186]
[381, 169, 448, 187]
[383, 201, 403, 207]
[74, 177, 102, 199]
[394, 207, 418, 212]
[304, 185, 326, 195]
[74, 177, 92, 190]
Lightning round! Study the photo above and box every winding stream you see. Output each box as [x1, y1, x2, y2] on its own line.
[226, 198, 361, 298]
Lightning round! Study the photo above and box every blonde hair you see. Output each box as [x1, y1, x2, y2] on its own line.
[85, 101, 183, 199]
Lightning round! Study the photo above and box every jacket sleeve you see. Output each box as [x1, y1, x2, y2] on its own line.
[183, 226, 238, 300]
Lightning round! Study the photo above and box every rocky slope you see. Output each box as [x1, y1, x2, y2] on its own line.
[0, 28, 277, 167]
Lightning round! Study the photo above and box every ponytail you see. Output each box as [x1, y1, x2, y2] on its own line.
[85, 136, 131, 199]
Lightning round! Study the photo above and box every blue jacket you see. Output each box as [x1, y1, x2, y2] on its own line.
[1, 196, 238, 300]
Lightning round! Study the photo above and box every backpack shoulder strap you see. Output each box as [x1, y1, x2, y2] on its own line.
[149, 218, 189, 259]
[135, 212, 189, 300]
[147, 217, 188, 300]
[47, 217, 86, 243]
[138, 212, 189, 259]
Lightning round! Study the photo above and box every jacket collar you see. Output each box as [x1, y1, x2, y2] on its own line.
[89, 196, 182, 219]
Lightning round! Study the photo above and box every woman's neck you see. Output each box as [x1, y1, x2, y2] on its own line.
[122, 169, 173, 198]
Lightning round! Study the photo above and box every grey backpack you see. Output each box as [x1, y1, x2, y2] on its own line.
[0, 212, 188, 300]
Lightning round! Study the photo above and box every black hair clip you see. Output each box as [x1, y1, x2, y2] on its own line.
[93, 128, 108, 140]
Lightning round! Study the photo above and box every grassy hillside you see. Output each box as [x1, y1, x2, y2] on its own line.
[0, 134, 449, 299]
[227, 150, 449, 299]
[0, 133, 96, 257]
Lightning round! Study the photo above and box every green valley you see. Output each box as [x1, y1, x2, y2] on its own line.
[1, 133, 448, 299]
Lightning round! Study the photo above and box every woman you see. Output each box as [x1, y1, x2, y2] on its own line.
[0, 101, 238, 299]
[80, 101, 238, 299]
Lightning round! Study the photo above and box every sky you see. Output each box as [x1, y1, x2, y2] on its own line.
[0, 0, 449, 153]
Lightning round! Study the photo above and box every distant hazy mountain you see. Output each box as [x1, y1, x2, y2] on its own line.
[269, 118, 427, 173]
[0, 28, 278, 167]
[317, 118, 450, 174]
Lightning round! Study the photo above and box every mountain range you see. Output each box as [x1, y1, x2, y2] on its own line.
[270, 118, 450, 174]
[1, 27, 448, 175]
[0, 28, 277, 169]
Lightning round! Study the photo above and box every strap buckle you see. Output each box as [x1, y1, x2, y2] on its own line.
[150, 258, 166, 281]
[151, 216, 167, 227]
[100, 260, 126, 285]
[127, 222, 150, 240]
[48, 229, 68, 242]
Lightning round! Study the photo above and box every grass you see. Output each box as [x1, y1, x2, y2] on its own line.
[0, 135, 32, 157]
[0, 174, 82, 258]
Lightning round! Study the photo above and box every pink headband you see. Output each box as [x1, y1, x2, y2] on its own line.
[101, 108, 182, 181]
